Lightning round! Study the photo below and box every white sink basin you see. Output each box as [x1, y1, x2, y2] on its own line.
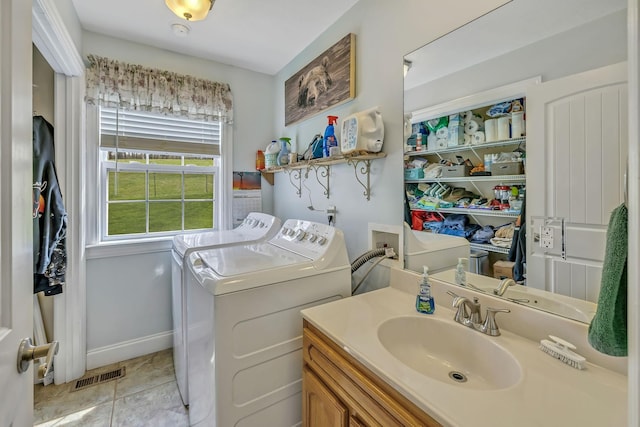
[501, 289, 593, 323]
[377, 316, 522, 390]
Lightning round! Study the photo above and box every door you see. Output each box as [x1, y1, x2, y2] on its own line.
[527, 61, 628, 301]
[0, 0, 35, 425]
[303, 367, 349, 427]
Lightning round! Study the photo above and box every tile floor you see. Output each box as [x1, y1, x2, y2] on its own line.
[34, 349, 189, 426]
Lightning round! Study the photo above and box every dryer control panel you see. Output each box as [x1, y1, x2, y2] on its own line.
[270, 219, 340, 260]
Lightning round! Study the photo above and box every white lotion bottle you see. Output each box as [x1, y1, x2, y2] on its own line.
[455, 257, 467, 286]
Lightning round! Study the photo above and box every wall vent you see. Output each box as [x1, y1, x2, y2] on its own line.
[72, 367, 126, 392]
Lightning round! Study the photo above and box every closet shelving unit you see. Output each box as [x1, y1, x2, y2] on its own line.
[405, 115, 526, 257]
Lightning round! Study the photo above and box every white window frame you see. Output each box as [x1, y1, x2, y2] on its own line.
[85, 105, 232, 256]
[98, 154, 219, 241]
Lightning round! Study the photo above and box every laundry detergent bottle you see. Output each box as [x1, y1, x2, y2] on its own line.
[323, 115, 339, 157]
[264, 140, 280, 169]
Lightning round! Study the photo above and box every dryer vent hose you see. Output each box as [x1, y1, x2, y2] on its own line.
[351, 247, 396, 273]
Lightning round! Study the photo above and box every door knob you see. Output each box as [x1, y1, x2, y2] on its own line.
[17, 337, 59, 377]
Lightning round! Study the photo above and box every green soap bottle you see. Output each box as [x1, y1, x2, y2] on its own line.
[416, 266, 435, 314]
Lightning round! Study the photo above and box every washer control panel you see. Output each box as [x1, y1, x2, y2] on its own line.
[271, 219, 338, 258]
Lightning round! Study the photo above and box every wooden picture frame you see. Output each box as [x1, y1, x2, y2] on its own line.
[285, 33, 356, 126]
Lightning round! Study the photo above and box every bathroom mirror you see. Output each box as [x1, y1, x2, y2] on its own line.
[403, 0, 627, 323]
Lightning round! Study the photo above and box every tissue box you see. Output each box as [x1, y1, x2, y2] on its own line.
[493, 260, 515, 279]
[447, 124, 465, 147]
[441, 165, 471, 177]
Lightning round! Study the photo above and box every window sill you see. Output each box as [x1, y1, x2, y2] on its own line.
[86, 237, 173, 259]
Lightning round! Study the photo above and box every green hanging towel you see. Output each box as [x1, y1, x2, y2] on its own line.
[588, 203, 627, 357]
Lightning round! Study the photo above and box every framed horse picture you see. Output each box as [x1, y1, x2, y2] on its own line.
[284, 33, 355, 126]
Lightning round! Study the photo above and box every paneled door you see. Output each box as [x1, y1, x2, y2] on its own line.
[0, 0, 35, 425]
[527, 61, 628, 302]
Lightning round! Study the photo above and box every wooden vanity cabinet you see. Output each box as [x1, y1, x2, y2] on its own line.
[303, 321, 441, 427]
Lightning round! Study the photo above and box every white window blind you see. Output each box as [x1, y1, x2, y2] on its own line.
[100, 107, 221, 156]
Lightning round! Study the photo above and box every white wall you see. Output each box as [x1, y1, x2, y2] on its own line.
[82, 31, 277, 362]
[405, 10, 627, 113]
[272, 0, 508, 262]
[86, 252, 172, 350]
[51, 0, 83, 54]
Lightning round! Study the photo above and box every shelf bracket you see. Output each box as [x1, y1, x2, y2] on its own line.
[347, 158, 373, 201]
[309, 164, 331, 199]
[286, 168, 303, 198]
[468, 146, 483, 163]
[468, 180, 485, 198]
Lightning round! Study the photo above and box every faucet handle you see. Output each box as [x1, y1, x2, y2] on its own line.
[447, 291, 469, 323]
[482, 307, 510, 336]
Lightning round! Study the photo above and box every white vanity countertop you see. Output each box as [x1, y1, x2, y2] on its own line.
[301, 286, 627, 427]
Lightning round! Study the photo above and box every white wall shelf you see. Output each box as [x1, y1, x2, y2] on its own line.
[410, 207, 520, 219]
[406, 174, 525, 184]
[404, 137, 525, 157]
[470, 242, 510, 255]
[262, 153, 386, 200]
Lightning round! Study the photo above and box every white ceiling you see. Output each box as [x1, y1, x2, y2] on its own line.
[71, 0, 360, 75]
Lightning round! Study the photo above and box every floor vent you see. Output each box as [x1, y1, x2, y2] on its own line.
[72, 367, 126, 392]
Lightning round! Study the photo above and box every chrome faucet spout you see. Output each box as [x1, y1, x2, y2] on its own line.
[452, 296, 482, 325]
[494, 278, 516, 296]
[447, 291, 510, 336]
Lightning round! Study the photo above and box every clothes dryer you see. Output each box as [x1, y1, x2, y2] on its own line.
[185, 219, 351, 427]
[171, 212, 281, 406]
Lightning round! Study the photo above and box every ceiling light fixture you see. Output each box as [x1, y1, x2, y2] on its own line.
[403, 59, 412, 77]
[165, 0, 214, 21]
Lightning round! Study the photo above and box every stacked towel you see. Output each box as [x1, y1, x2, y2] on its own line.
[588, 204, 627, 357]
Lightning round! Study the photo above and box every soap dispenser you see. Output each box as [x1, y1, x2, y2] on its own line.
[416, 266, 435, 314]
[455, 258, 467, 286]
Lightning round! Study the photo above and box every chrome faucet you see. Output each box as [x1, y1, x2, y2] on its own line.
[447, 291, 510, 336]
[493, 278, 516, 296]
[453, 295, 482, 324]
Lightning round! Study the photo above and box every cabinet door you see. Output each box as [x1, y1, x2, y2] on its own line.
[303, 366, 349, 427]
[349, 415, 368, 427]
[527, 61, 627, 301]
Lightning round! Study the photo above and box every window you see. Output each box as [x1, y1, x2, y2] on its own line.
[98, 107, 221, 240]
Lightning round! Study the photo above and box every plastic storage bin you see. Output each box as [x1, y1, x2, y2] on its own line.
[404, 168, 425, 180]
[441, 165, 471, 177]
[492, 161, 524, 176]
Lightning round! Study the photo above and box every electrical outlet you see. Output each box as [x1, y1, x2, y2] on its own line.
[541, 226, 553, 237]
[327, 205, 336, 214]
[541, 236, 554, 249]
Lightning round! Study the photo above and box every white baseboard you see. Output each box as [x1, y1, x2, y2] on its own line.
[86, 331, 173, 370]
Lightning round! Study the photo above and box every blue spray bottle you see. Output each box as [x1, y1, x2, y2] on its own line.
[323, 115, 339, 157]
[416, 266, 435, 314]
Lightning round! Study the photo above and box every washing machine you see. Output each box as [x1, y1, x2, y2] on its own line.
[171, 212, 281, 406]
[185, 219, 351, 427]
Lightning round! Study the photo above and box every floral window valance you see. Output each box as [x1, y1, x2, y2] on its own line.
[85, 54, 233, 123]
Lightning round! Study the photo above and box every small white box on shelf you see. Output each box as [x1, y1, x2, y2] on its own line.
[448, 124, 465, 147]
